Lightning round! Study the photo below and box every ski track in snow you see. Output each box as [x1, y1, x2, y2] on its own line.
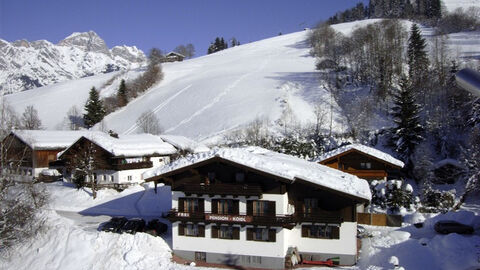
[123, 84, 193, 135]
[164, 55, 272, 134]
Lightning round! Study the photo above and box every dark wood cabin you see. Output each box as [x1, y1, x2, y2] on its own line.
[162, 52, 185, 63]
[319, 148, 403, 180]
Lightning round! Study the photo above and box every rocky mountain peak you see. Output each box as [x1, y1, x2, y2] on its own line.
[58, 31, 109, 54]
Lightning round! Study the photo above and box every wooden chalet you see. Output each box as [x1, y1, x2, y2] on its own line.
[144, 147, 371, 269]
[58, 133, 177, 185]
[162, 52, 185, 63]
[1, 130, 100, 180]
[316, 144, 404, 180]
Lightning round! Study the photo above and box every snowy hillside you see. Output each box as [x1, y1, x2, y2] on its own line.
[5, 29, 351, 140]
[443, 0, 480, 12]
[0, 31, 146, 94]
[4, 18, 480, 142]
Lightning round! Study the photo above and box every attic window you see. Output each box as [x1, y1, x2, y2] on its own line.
[360, 162, 372, 169]
[207, 172, 216, 181]
[235, 172, 245, 183]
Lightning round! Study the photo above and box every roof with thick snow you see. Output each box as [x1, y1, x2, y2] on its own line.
[60, 133, 177, 158]
[159, 134, 210, 153]
[9, 130, 104, 150]
[143, 147, 371, 201]
[315, 143, 404, 168]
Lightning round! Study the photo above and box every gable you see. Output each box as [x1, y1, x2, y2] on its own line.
[320, 148, 402, 170]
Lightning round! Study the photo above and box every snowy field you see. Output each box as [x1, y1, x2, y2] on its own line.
[443, 0, 480, 12]
[1, 182, 478, 270]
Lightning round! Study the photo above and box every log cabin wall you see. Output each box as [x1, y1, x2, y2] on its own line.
[2, 135, 33, 167]
[33, 150, 61, 168]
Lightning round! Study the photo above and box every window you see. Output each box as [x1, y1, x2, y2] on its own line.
[360, 162, 372, 169]
[250, 200, 274, 216]
[246, 228, 276, 242]
[301, 224, 340, 239]
[212, 199, 238, 215]
[304, 198, 318, 214]
[127, 175, 132, 181]
[211, 225, 240, 240]
[93, 173, 97, 180]
[195, 252, 206, 262]
[207, 172, 216, 182]
[178, 198, 204, 213]
[235, 172, 245, 183]
[178, 223, 205, 237]
[110, 175, 114, 182]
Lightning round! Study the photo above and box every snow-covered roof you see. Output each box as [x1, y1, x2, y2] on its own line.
[315, 144, 404, 168]
[61, 133, 177, 158]
[434, 159, 466, 169]
[159, 134, 210, 153]
[10, 130, 104, 150]
[165, 51, 185, 58]
[143, 147, 371, 201]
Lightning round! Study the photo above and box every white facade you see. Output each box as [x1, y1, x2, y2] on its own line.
[171, 190, 358, 266]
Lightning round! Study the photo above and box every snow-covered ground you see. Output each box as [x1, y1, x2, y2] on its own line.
[443, 0, 480, 12]
[1, 182, 478, 270]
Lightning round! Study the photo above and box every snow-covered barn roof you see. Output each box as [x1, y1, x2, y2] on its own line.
[60, 133, 177, 158]
[9, 130, 104, 150]
[159, 134, 210, 153]
[316, 143, 404, 168]
[144, 147, 371, 201]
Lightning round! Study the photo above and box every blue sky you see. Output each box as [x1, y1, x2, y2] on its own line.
[1, 0, 368, 56]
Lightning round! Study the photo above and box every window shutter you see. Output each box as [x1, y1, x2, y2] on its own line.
[247, 201, 253, 216]
[233, 200, 239, 215]
[331, 226, 340, 239]
[212, 199, 218, 214]
[268, 229, 276, 242]
[199, 199, 205, 213]
[246, 228, 253, 240]
[198, 224, 205, 237]
[178, 223, 185, 235]
[233, 227, 240, 239]
[178, 198, 185, 212]
[211, 225, 218, 238]
[268, 201, 276, 216]
[301, 225, 308, 238]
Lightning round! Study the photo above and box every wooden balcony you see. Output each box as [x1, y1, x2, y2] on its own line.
[341, 169, 387, 179]
[167, 210, 296, 229]
[294, 212, 343, 224]
[112, 161, 153, 171]
[177, 183, 263, 197]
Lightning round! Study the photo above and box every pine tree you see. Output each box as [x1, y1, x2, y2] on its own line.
[117, 79, 128, 107]
[83, 87, 106, 128]
[407, 23, 430, 105]
[390, 77, 424, 173]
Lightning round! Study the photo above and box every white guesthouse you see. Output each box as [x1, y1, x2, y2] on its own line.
[144, 147, 371, 269]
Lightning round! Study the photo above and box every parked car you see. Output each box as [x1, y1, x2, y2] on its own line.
[145, 219, 168, 236]
[434, 220, 474, 234]
[121, 218, 146, 234]
[101, 217, 128, 233]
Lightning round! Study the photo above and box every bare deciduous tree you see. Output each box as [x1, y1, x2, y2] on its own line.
[136, 110, 162, 135]
[21, 105, 42, 130]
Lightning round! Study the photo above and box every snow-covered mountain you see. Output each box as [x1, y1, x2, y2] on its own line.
[0, 31, 146, 94]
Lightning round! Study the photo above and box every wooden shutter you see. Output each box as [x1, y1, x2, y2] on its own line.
[178, 223, 185, 235]
[331, 226, 340, 239]
[211, 225, 219, 238]
[247, 201, 253, 216]
[233, 227, 240, 240]
[268, 201, 276, 216]
[233, 200, 239, 215]
[199, 199, 205, 213]
[198, 224, 205, 237]
[246, 228, 253, 240]
[178, 198, 185, 212]
[301, 225, 308, 238]
[212, 199, 218, 214]
[268, 229, 276, 242]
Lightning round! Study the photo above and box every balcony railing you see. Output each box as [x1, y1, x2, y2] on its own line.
[111, 161, 153, 171]
[166, 210, 343, 228]
[177, 183, 263, 197]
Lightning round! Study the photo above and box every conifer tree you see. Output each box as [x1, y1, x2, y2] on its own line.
[83, 87, 106, 128]
[390, 77, 424, 172]
[407, 23, 430, 105]
[117, 79, 128, 107]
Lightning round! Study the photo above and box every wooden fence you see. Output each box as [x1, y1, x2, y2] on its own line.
[358, 213, 402, 227]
